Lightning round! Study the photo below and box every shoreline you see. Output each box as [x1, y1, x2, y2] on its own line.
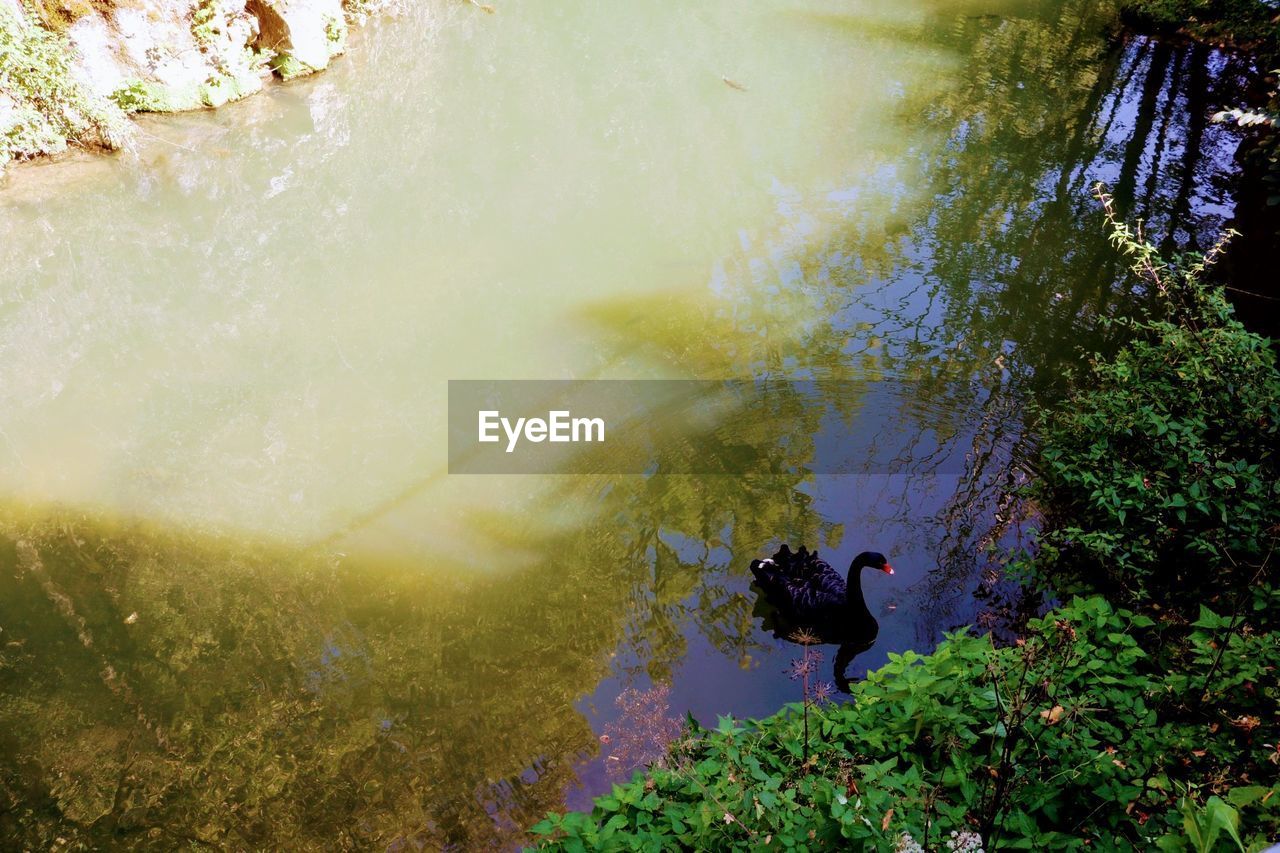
[0, 0, 400, 179]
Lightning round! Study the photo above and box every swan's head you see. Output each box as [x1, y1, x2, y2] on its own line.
[853, 551, 893, 575]
[748, 557, 776, 574]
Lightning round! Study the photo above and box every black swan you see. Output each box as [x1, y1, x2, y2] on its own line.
[750, 545, 893, 692]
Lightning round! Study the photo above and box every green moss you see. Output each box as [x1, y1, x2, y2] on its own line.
[199, 71, 256, 107]
[324, 14, 346, 50]
[111, 70, 261, 114]
[270, 53, 315, 81]
[109, 78, 192, 113]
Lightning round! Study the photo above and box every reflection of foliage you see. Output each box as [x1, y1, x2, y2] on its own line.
[533, 287, 853, 681]
[0, 218, 880, 847]
[534, 19, 1280, 847]
[0, 509, 613, 848]
[0, 266, 859, 846]
[544, 0, 1259, 662]
[600, 685, 683, 779]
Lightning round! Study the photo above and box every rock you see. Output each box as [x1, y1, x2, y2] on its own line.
[66, 13, 129, 98]
[65, 0, 270, 112]
[246, 0, 347, 77]
[3, 0, 377, 174]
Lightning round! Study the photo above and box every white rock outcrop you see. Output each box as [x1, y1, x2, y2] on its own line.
[246, 0, 346, 75]
[2, 0, 359, 174]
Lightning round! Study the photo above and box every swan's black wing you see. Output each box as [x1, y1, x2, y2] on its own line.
[787, 557, 845, 616]
[750, 545, 846, 620]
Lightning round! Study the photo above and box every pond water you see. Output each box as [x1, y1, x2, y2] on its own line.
[0, 0, 1254, 846]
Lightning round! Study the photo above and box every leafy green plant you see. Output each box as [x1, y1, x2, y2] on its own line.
[786, 629, 836, 768]
[110, 79, 177, 114]
[1026, 188, 1280, 606]
[1214, 80, 1280, 212]
[1174, 796, 1246, 852]
[0, 4, 124, 170]
[531, 597, 1280, 851]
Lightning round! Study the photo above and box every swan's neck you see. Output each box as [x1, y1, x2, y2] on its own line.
[845, 567, 870, 612]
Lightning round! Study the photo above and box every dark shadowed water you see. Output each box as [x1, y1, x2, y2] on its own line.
[0, 0, 1257, 846]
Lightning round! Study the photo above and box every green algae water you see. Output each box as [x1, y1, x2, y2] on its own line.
[0, 0, 1253, 846]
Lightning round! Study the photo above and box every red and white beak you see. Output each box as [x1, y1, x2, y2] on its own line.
[883, 564, 894, 575]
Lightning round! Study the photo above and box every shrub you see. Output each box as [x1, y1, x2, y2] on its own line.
[531, 597, 1280, 851]
[1115, 0, 1280, 60]
[1214, 90, 1280, 215]
[1027, 189, 1280, 606]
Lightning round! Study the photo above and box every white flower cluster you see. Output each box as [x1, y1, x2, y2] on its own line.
[895, 833, 924, 853]
[946, 829, 985, 852]
[894, 829, 985, 853]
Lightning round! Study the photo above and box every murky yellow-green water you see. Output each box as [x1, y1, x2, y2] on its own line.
[0, 0, 1249, 846]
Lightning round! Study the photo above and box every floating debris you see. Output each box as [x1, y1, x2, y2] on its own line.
[721, 76, 748, 92]
[124, 612, 139, 624]
[464, 0, 496, 13]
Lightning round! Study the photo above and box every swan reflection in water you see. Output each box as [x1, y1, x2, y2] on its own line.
[749, 545, 893, 692]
